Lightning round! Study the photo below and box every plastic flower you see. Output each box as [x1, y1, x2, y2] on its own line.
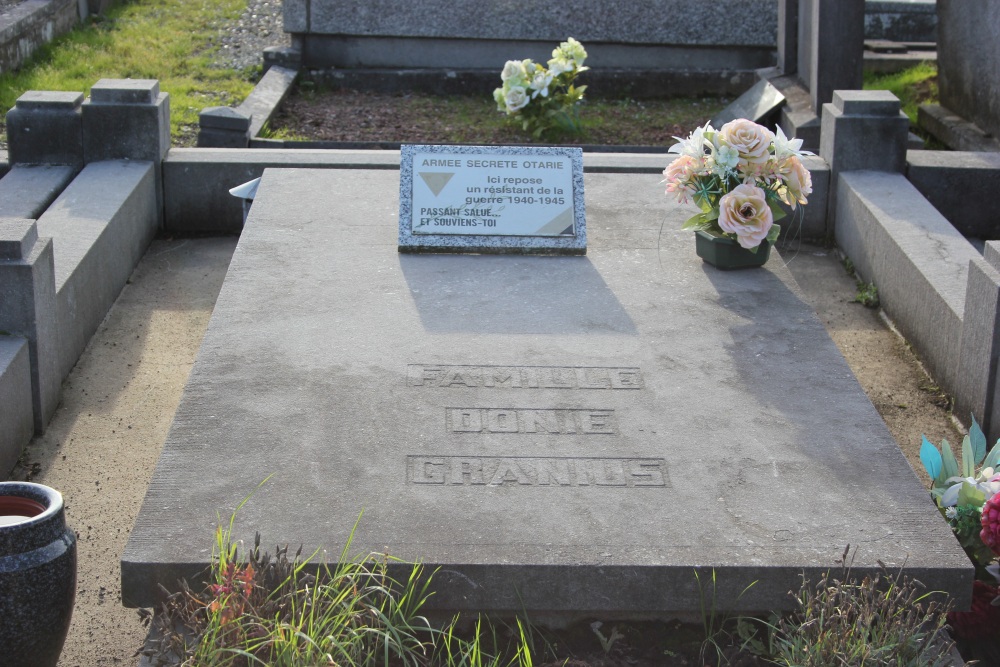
[662, 155, 699, 203]
[529, 70, 553, 98]
[947, 580, 1000, 639]
[939, 466, 1000, 507]
[554, 37, 587, 66]
[712, 143, 740, 176]
[668, 122, 712, 160]
[717, 183, 773, 249]
[501, 59, 529, 83]
[772, 125, 814, 160]
[718, 119, 774, 165]
[982, 493, 1000, 555]
[778, 155, 813, 209]
[503, 86, 529, 113]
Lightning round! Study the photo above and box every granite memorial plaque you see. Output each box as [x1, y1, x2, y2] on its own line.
[398, 144, 586, 255]
[123, 167, 971, 620]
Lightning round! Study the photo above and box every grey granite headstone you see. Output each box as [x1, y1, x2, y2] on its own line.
[122, 168, 971, 619]
[711, 79, 786, 127]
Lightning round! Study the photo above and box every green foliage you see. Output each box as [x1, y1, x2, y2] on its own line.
[766, 548, 954, 666]
[864, 61, 938, 125]
[0, 0, 255, 145]
[137, 485, 546, 666]
[493, 38, 589, 141]
[853, 280, 880, 308]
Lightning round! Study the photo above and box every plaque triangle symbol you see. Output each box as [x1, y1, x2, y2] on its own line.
[419, 172, 455, 197]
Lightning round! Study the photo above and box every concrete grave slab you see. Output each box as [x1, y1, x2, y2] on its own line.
[123, 168, 971, 619]
[711, 79, 785, 127]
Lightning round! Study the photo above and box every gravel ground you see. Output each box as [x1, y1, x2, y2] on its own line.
[212, 0, 288, 72]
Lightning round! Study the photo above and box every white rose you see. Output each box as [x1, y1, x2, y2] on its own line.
[501, 60, 528, 83]
[504, 85, 529, 113]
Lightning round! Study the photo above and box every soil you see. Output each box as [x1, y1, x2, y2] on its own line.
[267, 88, 726, 148]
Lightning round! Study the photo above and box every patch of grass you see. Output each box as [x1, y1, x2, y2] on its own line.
[0, 0, 256, 146]
[853, 280, 880, 308]
[864, 61, 938, 125]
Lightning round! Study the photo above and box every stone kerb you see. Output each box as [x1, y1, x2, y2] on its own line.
[0, 0, 79, 74]
[958, 244, 1000, 442]
[0, 336, 33, 476]
[0, 218, 59, 435]
[906, 151, 1000, 240]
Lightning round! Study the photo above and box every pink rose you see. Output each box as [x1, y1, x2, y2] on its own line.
[717, 183, 773, 249]
[662, 155, 699, 203]
[718, 119, 774, 165]
[779, 156, 812, 209]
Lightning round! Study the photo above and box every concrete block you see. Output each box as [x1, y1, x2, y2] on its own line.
[957, 250, 1000, 441]
[865, 0, 937, 43]
[906, 150, 1000, 240]
[835, 171, 978, 392]
[5, 91, 84, 166]
[237, 65, 297, 138]
[799, 0, 865, 112]
[123, 167, 971, 615]
[0, 336, 33, 478]
[918, 104, 1000, 153]
[163, 149, 698, 234]
[82, 80, 170, 165]
[36, 161, 157, 380]
[0, 0, 78, 74]
[0, 218, 58, 433]
[197, 107, 251, 148]
[0, 165, 78, 219]
[285, 0, 776, 70]
[821, 90, 910, 223]
[937, 2, 1000, 141]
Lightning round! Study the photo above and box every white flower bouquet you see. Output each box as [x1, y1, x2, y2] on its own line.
[493, 38, 589, 140]
[663, 119, 813, 251]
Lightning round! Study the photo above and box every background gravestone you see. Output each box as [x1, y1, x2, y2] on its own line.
[937, 2, 1000, 142]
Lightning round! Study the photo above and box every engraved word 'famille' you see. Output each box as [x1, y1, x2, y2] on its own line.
[408, 365, 643, 389]
[446, 408, 616, 434]
[407, 456, 668, 487]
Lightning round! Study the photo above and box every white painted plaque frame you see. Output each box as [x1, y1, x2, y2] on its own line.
[398, 144, 586, 254]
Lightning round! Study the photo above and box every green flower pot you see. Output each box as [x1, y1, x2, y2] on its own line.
[694, 230, 771, 270]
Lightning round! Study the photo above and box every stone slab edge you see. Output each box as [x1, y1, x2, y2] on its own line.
[36, 160, 158, 380]
[0, 165, 78, 219]
[0, 336, 33, 478]
[835, 170, 976, 393]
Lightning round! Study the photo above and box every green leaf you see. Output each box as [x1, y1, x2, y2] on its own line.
[984, 439, 1000, 469]
[971, 415, 988, 465]
[766, 223, 781, 245]
[940, 438, 960, 483]
[681, 213, 712, 230]
[958, 481, 986, 508]
[767, 200, 788, 222]
[920, 436, 943, 480]
[962, 435, 975, 478]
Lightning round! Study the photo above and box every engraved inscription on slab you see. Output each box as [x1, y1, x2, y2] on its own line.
[446, 408, 617, 434]
[407, 456, 669, 487]
[408, 365, 643, 389]
[398, 144, 586, 255]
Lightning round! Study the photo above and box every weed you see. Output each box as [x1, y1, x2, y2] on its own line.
[693, 568, 757, 665]
[854, 280, 880, 308]
[766, 546, 955, 667]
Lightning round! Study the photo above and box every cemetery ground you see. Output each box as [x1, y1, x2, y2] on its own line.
[10, 233, 963, 665]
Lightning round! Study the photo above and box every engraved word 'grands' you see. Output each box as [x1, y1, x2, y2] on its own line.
[407, 456, 668, 487]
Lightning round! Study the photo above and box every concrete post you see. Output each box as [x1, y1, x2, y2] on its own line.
[82, 79, 170, 221]
[958, 242, 1000, 442]
[0, 219, 59, 434]
[820, 90, 910, 225]
[5, 91, 84, 167]
[198, 107, 252, 148]
[800, 0, 864, 113]
[777, 0, 798, 75]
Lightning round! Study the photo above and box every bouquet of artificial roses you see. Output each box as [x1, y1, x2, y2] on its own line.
[493, 38, 588, 140]
[663, 119, 813, 251]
